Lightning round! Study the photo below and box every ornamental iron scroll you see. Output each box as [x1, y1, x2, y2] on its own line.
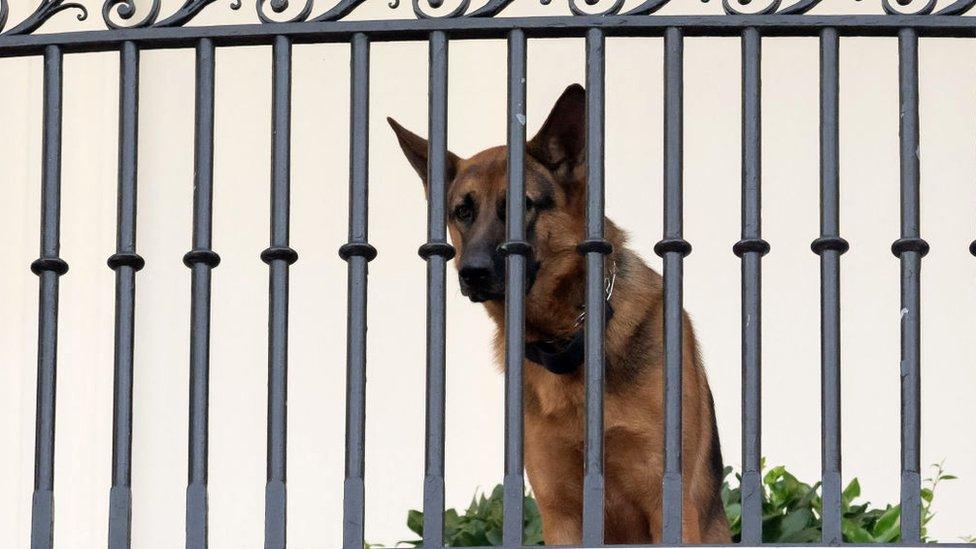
[0, 0, 975, 40]
[1, 0, 88, 36]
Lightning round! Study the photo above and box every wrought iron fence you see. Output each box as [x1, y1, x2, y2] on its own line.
[4, 0, 975, 548]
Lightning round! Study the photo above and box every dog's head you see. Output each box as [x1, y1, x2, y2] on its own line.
[389, 84, 588, 303]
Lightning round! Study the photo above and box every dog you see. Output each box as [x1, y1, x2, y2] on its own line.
[389, 84, 731, 545]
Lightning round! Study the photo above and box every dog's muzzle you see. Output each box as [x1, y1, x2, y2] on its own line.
[458, 265, 504, 302]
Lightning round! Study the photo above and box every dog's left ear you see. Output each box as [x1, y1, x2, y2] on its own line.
[527, 84, 586, 183]
[388, 117, 460, 188]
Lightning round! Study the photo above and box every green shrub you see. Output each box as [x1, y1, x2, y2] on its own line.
[386, 462, 956, 546]
[722, 461, 954, 543]
[395, 485, 543, 547]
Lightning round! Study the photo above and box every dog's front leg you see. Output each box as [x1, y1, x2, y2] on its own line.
[524, 420, 584, 546]
[527, 466, 583, 545]
[644, 496, 706, 544]
[537, 501, 582, 545]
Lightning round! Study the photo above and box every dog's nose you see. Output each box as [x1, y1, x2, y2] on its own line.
[459, 265, 493, 288]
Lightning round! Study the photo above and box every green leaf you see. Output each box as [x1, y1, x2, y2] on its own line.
[842, 519, 875, 543]
[842, 478, 861, 506]
[786, 527, 824, 544]
[485, 529, 502, 546]
[872, 505, 901, 543]
[444, 509, 461, 540]
[407, 509, 423, 537]
[725, 503, 741, 524]
[796, 482, 822, 510]
[778, 508, 814, 542]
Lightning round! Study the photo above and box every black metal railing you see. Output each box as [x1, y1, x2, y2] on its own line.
[5, 0, 975, 548]
[185, 35, 219, 549]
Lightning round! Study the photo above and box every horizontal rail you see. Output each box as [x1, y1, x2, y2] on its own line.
[4, 15, 976, 57]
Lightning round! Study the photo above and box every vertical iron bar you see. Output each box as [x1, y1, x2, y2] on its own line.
[734, 27, 768, 546]
[816, 27, 846, 546]
[659, 25, 688, 546]
[184, 37, 220, 549]
[108, 40, 145, 549]
[29, 44, 68, 549]
[895, 27, 925, 545]
[420, 30, 451, 549]
[502, 27, 527, 549]
[582, 27, 608, 548]
[340, 31, 376, 549]
[262, 34, 297, 549]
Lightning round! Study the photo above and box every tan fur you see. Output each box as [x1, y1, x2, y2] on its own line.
[389, 85, 731, 545]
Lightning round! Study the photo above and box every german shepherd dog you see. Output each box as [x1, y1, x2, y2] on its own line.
[389, 84, 731, 545]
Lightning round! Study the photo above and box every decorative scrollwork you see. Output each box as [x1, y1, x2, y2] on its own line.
[102, 0, 160, 28]
[882, 0, 939, 15]
[0, 0, 972, 36]
[936, 0, 976, 14]
[722, 0, 783, 15]
[722, 0, 826, 15]
[465, 0, 519, 17]
[411, 0, 471, 19]
[102, 0, 227, 28]
[623, 0, 674, 16]
[1, 0, 88, 36]
[256, 0, 314, 23]
[565, 0, 627, 17]
[156, 0, 222, 27]
[252, 0, 382, 22]
[310, 0, 372, 21]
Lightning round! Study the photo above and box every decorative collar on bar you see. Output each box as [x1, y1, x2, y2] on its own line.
[184, 249, 222, 268]
[30, 256, 69, 276]
[3, 0, 976, 36]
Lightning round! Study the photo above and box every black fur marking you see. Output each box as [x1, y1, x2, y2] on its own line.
[533, 193, 555, 212]
[452, 193, 476, 226]
[615, 250, 631, 277]
[498, 190, 554, 223]
[606, 311, 652, 390]
[526, 258, 541, 291]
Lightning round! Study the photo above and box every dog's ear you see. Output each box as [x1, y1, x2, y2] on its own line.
[527, 84, 586, 180]
[388, 117, 459, 187]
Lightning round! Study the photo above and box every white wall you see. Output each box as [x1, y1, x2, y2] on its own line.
[1, 1, 974, 547]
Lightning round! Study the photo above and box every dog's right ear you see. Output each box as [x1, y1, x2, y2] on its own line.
[527, 84, 586, 181]
[388, 117, 459, 187]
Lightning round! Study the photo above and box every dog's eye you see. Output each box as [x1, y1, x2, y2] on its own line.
[454, 204, 474, 223]
[497, 197, 535, 221]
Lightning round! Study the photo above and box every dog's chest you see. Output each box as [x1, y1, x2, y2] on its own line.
[525, 373, 662, 454]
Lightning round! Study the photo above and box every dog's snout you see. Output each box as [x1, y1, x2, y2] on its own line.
[457, 250, 504, 302]
[459, 262, 493, 287]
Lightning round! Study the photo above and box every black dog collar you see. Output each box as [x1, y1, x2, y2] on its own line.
[524, 260, 618, 375]
[525, 301, 615, 375]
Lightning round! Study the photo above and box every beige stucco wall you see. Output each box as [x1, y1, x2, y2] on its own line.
[1, 0, 975, 547]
